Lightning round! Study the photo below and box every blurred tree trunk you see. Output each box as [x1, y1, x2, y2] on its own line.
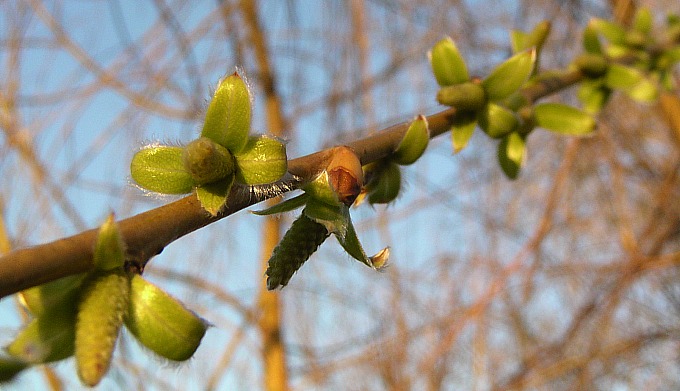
[240, 1, 290, 390]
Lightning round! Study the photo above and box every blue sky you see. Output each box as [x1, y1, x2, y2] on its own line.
[4, 1, 671, 389]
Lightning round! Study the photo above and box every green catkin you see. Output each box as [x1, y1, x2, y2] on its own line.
[266, 213, 330, 290]
[75, 270, 130, 387]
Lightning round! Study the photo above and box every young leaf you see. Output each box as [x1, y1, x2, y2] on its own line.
[93, 214, 126, 271]
[303, 199, 349, 238]
[131, 146, 194, 194]
[482, 48, 536, 102]
[429, 37, 469, 86]
[201, 72, 251, 154]
[252, 193, 309, 216]
[393, 115, 429, 165]
[125, 275, 208, 361]
[498, 132, 526, 179]
[265, 210, 331, 290]
[451, 112, 477, 154]
[195, 174, 235, 216]
[336, 215, 388, 269]
[436, 81, 486, 111]
[234, 135, 287, 185]
[533, 103, 596, 136]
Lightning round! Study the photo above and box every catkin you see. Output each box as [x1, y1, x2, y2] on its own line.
[75, 270, 130, 387]
[266, 213, 330, 290]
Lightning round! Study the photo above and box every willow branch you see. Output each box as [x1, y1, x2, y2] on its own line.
[0, 68, 587, 299]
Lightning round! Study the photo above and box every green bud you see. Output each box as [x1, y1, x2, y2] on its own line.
[477, 103, 520, 139]
[393, 115, 430, 165]
[125, 275, 208, 361]
[498, 132, 526, 180]
[131, 146, 194, 194]
[436, 82, 486, 111]
[364, 161, 401, 205]
[573, 53, 609, 78]
[183, 137, 235, 185]
[234, 135, 287, 185]
[533, 103, 596, 136]
[93, 213, 126, 271]
[201, 72, 251, 154]
[303, 146, 363, 207]
[482, 48, 536, 102]
[429, 37, 469, 86]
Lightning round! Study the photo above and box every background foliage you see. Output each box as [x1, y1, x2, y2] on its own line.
[1, 0, 680, 389]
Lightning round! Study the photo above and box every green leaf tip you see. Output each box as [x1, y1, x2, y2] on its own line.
[429, 36, 469, 86]
[202, 72, 252, 154]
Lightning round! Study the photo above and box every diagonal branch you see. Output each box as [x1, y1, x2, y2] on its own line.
[0, 67, 587, 299]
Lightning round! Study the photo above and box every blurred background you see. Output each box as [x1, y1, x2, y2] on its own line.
[1, 0, 680, 389]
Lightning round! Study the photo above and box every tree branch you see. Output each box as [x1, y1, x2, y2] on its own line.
[0, 66, 587, 299]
